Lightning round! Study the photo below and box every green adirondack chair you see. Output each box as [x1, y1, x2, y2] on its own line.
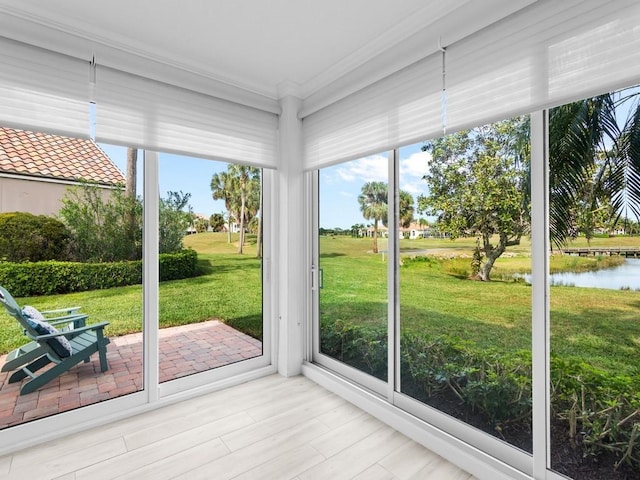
[0, 286, 110, 395]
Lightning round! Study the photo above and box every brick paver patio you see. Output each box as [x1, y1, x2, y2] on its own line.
[0, 320, 262, 429]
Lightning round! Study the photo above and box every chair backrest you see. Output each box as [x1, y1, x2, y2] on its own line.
[0, 285, 42, 340]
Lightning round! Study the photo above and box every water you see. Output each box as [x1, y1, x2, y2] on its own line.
[519, 258, 640, 290]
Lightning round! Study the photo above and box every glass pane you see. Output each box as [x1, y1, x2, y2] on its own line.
[318, 154, 389, 381]
[0, 128, 143, 428]
[549, 86, 640, 479]
[399, 116, 533, 453]
[158, 155, 262, 383]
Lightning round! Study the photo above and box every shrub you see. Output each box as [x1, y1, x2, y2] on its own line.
[59, 183, 142, 262]
[159, 249, 199, 281]
[0, 212, 70, 262]
[321, 319, 639, 471]
[0, 249, 200, 296]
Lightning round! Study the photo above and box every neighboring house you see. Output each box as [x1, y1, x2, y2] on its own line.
[0, 127, 125, 216]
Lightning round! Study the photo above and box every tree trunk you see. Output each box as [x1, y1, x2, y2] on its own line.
[125, 148, 137, 198]
[238, 189, 246, 254]
[372, 219, 379, 254]
[475, 233, 518, 281]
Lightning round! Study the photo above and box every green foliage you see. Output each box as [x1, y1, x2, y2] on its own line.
[0, 250, 199, 296]
[321, 318, 639, 471]
[159, 190, 193, 253]
[211, 166, 261, 253]
[0, 212, 70, 262]
[418, 116, 530, 280]
[209, 213, 225, 232]
[549, 88, 640, 247]
[158, 249, 199, 281]
[60, 184, 195, 261]
[59, 183, 142, 262]
[551, 357, 640, 469]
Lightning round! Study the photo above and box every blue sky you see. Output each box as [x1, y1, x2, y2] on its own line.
[100, 141, 433, 229]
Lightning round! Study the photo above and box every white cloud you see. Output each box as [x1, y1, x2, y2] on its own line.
[399, 150, 430, 180]
[332, 154, 389, 183]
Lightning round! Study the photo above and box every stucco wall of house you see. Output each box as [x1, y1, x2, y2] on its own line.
[0, 177, 114, 217]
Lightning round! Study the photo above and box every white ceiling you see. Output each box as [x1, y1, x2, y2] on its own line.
[0, 0, 536, 104]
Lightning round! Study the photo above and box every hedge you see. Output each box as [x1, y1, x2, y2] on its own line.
[0, 249, 199, 297]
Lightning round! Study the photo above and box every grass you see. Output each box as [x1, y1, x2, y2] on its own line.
[320, 235, 640, 375]
[0, 232, 262, 354]
[0, 232, 637, 377]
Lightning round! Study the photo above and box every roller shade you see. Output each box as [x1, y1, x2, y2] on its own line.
[0, 36, 89, 138]
[303, 0, 640, 169]
[95, 65, 279, 168]
[303, 54, 442, 170]
[446, 0, 640, 133]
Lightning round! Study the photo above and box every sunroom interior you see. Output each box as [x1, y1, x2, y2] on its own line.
[0, 1, 639, 479]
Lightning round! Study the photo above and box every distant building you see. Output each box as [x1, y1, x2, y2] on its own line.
[0, 127, 125, 216]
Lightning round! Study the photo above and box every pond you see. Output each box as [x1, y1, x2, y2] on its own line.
[519, 257, 640, 290]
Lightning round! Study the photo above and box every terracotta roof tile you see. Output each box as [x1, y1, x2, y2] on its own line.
[0, 127, 125, 186]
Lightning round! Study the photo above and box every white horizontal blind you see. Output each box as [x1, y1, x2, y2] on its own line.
[303, 54, 442, 170]
[0, 36, 89, 138]
[446, 0, 640, 132]
[303, 0, 640, 169]
[95, 66, 279, 168]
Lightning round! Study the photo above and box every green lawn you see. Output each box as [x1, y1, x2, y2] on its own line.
[320, 235, 640, 375]
[0, 232, 262, 354]
[1, 232, 638, 378]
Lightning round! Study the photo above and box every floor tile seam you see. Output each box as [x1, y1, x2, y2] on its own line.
[227, 443, 328, 480]
[114, 436, 231, 480]
[224, 437, 325, 480]
[122, 407, 251, 449]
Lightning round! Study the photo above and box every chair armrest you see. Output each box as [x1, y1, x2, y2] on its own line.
[35, 321, 109, 341]
[48, 314, 88, 329]
[41, 306, 82, 316]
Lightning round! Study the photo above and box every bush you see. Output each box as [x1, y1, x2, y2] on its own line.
[59, 184, 142, 262]
[0, 249, 200, 296]
[159, 249, 198, 281]
[321, 319, 640, 471]
[0, 212, 70, 262]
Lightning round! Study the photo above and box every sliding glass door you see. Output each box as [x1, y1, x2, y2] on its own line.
[315, 154, 390, 391]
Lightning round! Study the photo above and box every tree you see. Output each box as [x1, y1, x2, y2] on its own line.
[358, 182, 387, 254]
[418, 116, 530, 281]
[549, 89, 640, 247]
[125, 147, 137, 198]
[399, 190, 415, 228]
[210, 165, 261, 254]
[159, 190, 193, 253]
[211, 171, 238, 244]
[358, 182, 415, 254]
[209, 213, 225, 232]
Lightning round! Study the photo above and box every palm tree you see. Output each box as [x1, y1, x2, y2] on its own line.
[228, 165, 260, 254]
[210, 171, 238, 244]
[549, 88, 640, 247]
[358, 181, 387, 254]
[399, 190, 415, 228]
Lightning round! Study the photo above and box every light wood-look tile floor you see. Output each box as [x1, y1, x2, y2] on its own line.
[0, 374, 478, 480]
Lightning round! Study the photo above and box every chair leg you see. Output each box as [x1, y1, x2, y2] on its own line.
[97, 331, 109, 372]
[98, 343, 109, 372]
[8, 356, 51, 383]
